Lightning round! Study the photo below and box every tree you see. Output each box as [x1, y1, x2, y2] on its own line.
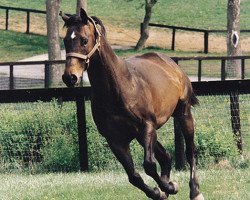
[135, 0, 158, 50]
[227, 0, 241, 78]
[76, 0, 87, 15]
[46, 0, 62, 87]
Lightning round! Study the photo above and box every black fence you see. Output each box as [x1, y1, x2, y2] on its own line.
[172, 55, 250, 81]
[0, 60, 65, 89]
[1, 5, 250, 53]
[147, 23, 250, 53]
[0, 5, 46, 34]
[0, 56, 249, 170]
[0, 55, 249, 90]
[0, 79, 249, 171]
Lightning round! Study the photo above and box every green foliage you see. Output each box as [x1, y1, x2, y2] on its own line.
[41, 133, 79, 172]
[193, 95, 240, 167]
[0, 101, 79, 172]
[0, 96, 248, 173]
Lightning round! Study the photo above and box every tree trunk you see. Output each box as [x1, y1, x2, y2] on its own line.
[76, 0, 87, 15]
[227, 0, 241, 78]
[135, 0, 157, 50]
[46, 0, 62, 87]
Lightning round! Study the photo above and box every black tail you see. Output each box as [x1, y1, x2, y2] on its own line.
[190, 92, 199, 106]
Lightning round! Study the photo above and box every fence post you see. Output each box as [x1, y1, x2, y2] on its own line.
[230, 92, 243, 154]
[221, 59, 226, 81]
[174, 118, 186, 170]
[9, 65, 14, 90]
[204, 31, 209, 54]
[171, 28, 176, 51]
[44, 63, 50, 88]
[5, 9, 9, 31]
[76, 97, 88, 171]
[241, 59, 245, 80]
[198, 60, 202, 82]
[26, 11, 30, 34]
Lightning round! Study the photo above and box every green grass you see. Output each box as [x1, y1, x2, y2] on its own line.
[1, 0, 249, 62]
[0, 169, 249, 200]
[1, 0, 250, 30]
[0, 30, 216, 62]
[0, 30, 48, 62]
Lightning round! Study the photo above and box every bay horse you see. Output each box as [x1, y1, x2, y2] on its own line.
[60, 9, 204, 200]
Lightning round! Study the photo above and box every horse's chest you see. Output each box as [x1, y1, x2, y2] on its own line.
[92, 106, 140, 141]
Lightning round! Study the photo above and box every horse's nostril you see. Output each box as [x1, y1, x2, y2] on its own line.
[62, 74, 67, 83]
[62, 74, 78, 87]
[71, 74, 77, 85]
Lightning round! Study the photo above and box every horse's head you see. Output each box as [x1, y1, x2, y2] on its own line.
[61, 8, 102, 87]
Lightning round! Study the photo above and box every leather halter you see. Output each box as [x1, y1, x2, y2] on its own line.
[66, 17, 101, 68]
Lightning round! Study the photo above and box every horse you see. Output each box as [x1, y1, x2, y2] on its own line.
[60, 8, 204, 200]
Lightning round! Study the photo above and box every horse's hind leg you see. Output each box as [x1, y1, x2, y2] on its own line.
[108, 141, 167, 200]
[176, 104, 204, 200]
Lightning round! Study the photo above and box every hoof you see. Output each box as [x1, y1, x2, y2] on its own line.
[153, 187, 168, 200]
[191, 193, 204, 200]
[159, 189, 168, 200]
[169, 181, 179, 194]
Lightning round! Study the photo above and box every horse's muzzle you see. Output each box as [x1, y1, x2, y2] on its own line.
[62, 74, 78, 87]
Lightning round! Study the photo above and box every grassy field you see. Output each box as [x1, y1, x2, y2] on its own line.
[0, 30, 48, 62]
[0, 168, 249, 200]
[0, 0, 250, 62]
[1, 0, 250, 29]
[0, 30, 211, 62]
[0, 3, 249, 200]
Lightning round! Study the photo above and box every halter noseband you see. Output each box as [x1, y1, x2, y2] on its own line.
[66, 17, 101, 68]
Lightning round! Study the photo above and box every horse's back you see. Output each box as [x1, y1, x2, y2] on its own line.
[126, 52, 192, 102]
[125, 52, 197, 126]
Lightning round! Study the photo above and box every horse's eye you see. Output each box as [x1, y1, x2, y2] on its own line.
[81, 37, 88, 46]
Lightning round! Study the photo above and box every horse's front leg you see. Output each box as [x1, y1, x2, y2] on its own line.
[107, 140, 167, 200]
[138, 123, 179, 196]
[154, 141, 179, 195]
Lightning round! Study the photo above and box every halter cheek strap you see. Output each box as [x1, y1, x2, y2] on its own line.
[66, 17, 101, 68]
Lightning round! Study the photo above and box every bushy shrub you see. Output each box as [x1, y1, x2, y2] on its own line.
[195, 124, 239, 167]
[0, 101, 79, 172]
[193, 95, 240, 167]
[41, 132, 79, 172]
[0, 96, 246, 173]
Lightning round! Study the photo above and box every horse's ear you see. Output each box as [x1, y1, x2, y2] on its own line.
[80, 8, 88, 24]
[60, 11, 69, 22]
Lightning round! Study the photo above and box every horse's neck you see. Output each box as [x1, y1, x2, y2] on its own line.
[88, 37, 132, 101]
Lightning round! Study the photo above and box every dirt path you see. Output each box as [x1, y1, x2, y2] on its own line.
[106, 25, 250, 54]
[2, 17, 250, 54]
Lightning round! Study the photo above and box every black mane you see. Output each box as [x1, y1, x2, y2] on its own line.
[90, 16, 107, 37]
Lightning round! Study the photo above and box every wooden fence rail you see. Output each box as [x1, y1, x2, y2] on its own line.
[1, 5, 250, 52]
[0, 55, 249, 90]
[0, 80, 249, 171]
[147, 23, 250, 53]
[0, 5, 46, 34]
[171, 55, 250, 81]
